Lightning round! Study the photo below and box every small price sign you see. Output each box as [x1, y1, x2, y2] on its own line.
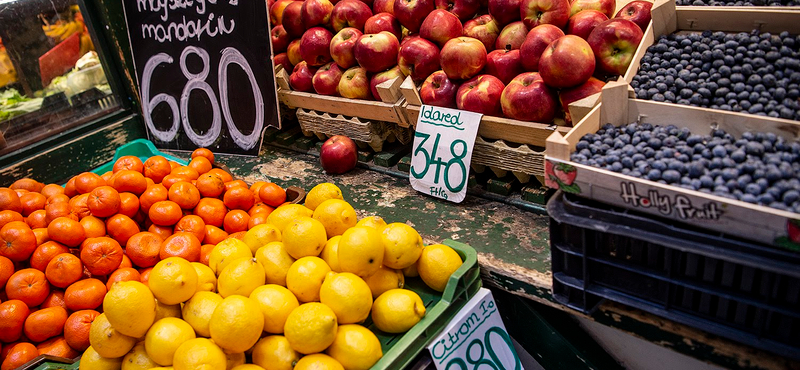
[410, 105, 482, 203]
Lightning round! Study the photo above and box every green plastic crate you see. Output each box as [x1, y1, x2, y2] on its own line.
[16, 355, 79, 370]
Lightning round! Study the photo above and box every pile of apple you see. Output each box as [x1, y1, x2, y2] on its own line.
[269, 0, 651, 125]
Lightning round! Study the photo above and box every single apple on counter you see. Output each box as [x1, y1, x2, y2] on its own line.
[440, 37, 487, 80]
[313, 62, 346, 95]
[567, 10, 608, 40]
[456, 74, 505, 116]
[558, 76, 605, 125]
[485, 49, 523, 85]
[330, 27, 363, 68]
[488, 0, 520, 26]
[587, 18, 644, 75]
[271, 25, 291, 53]
[393, 0, 435, 33]
[354, 31, 400, 72]
[520, 0, 570, 29]
[615, 0, 652, 32]
[500, 72, 556, 122]
[435, 0, 480, 21]
[420, 70, 460, 108]
[320, 135, 358, 174]
[373, 0, 395, 13]
[369, 66, 406, 100]
[332, 0, 374, 31]
[287, 39, 304, 65]
[339, 66, 372, 99]
[270, 0, 294, 26]
[462, 15, 501, 52]
[495, 21, 528, 50]
[300, 27, 335, 66]
[539, 35, 595, 88]
[397, 36, 441, 82]
[281, 1, 306, 38]
[274, 52, 293, 71]
[569, 0, 615, 18]
[302, 0, 336, 28]
[364, 12, 403, 40]
[290, 61, 318, 92]
[519, 24, 564, 71]
[419, 9, 463, 48]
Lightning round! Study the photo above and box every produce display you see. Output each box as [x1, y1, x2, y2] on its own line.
[571, 122, 800, 213]
[0, 149, 463, 370]
[270, 0, 652, 124]
[632, 30, 800, 120]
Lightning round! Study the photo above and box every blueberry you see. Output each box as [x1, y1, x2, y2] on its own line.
[783, 190, 800, 205]
[714, 185, 730, 194]
[745, 141, 765, 156]
[647, 169, 662, 181]
[758, 193, 776, 205]
[712, 145, 727, 157]
[662, 170, 681, 183]
[722, 168, 740, 181]
[745, 183, 762, 195]
[741, 194, 758, 204]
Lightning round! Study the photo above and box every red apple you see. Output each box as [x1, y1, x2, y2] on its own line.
[420, 70, 460, 108]
[495, 21, 528, 50]
[567, 10, 608, 40]
[520, 0, 570, 29]
[462, 15, 501, 52]
[440, 37, 487, 80]
[302, 0, 335, 28]
[519, 24, 564, 71]
[290, 61, 318, 92]
[369, 66, 406, 100]
[435, 0, 480, 21]
[287, 39, 303, 65]
[373, 0, 395, 13]
[354, 31, 400, 72]
[338, 66, 371, 99]
[587, 18, 644, 75]
[332, 0, 374, 31]
[485, 49, 523, 85]
[364, 13, 403, 40]
[320, 135, 358, 174]
[397, 36, 440, 82]
[268, 0, 277, 12]
[500, 72, 556, 122]
[420, 9, 463, 48]
[615, 1, 652, 33]
[330, 27, 363, 68]
[393, 0, 435, 33]
[539, 35, 594, 88]
[271, 25, 291, 53]
[488, 0, 520, 26]
[274, 52, 293, 71]
[558, 76, 605, 124]
[456, 74, 505, 116]
[300, 28, 335, 67]
[270, 0, 294, 26]
[282, 1, 306, 38]
[312, 62, 345, 95]
[569, 0, 615, 18]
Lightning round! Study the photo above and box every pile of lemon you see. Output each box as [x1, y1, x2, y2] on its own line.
[79, 183, 464, 370]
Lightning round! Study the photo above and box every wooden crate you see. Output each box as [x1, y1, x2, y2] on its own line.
[545, 79, 800, 249]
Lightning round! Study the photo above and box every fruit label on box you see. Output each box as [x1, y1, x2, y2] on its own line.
[410, 105, 482, 203]
[427, 288, 523, 370]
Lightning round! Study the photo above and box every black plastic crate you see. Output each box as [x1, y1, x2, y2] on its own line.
[548, 191, 800, 360]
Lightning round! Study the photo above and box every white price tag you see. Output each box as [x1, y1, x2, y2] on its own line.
[409, 105, 482, 203]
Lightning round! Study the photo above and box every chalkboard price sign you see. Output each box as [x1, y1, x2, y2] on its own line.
[122, 0, 280, 155]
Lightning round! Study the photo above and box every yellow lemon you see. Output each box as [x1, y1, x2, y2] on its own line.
[254, 241, 295, 286]
[364, 266, 404, 299]
[319, 236, 341, 272]
[208, 238, 253, 276]
[209, 295, 264, 353]
[251, 335, 300, 370]
[402, 263, 419, 277]
[103, 281, 156, 338]
[79, 346, 123, 370]
[144, 318, 196, 366]
[282, 217, 328, 259]
[319, 272, 372, 324]
[122, 342, 158, 370]
[172, 338, 227, 370]
[217, 257, 266, 298]
[267, 204, 313, 231]
[242, 224, 282, 255]
[286, 256, 331, 302]
[191, 262, 216, 293]
[147, 367, 173, 370]
[283, 302, 338, 354]
[90, 313, 137, 359]
[325, 325, 382, 370]
[149, 257, 198, 305]
[181, 291, 223, 338]
[232, 365, 265, 370]
[294, 354, 344, 370]
[380, 223, 423, 269]
[305, 183, 344, 211]
[312, 199, 357, 238]
[372, 289, 426, 333]
[154, 300, 182, 322]
[226, 352, 245, 369]
[418, 244, 462, 292]
[249, 284, 299, 334]
[338, 226, 384, 278]
[355, 216, 387, 231]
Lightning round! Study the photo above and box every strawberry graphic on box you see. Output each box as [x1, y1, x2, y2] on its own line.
[787, 219, 800, 244]
[545, 160, 580, 194]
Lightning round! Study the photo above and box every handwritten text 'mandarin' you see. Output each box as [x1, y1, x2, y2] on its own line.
[136, 0, 239, 43]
